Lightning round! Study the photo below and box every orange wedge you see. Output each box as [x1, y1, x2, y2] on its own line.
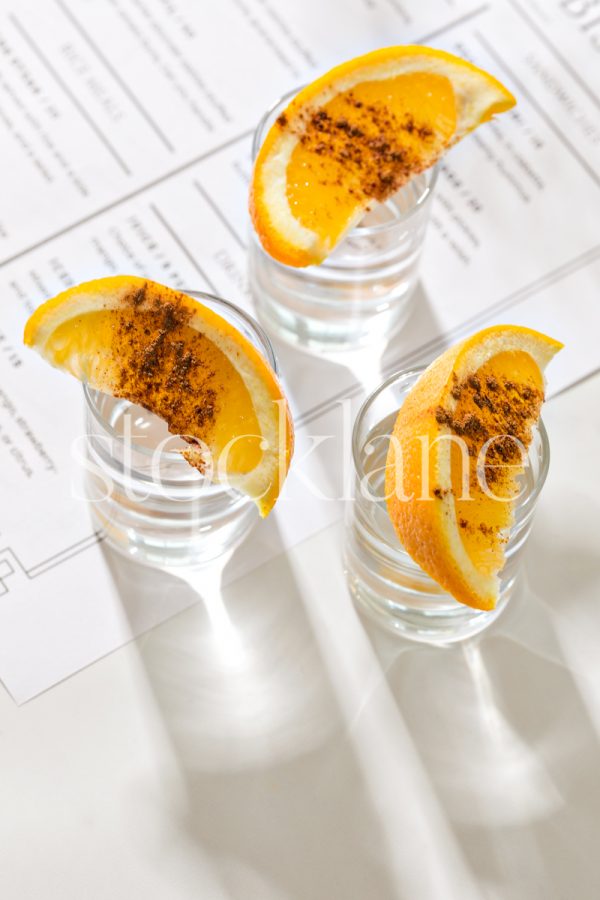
[385, 325, 562, 610]
[24, 276, 293, 516]
[250, 46, 515, 267]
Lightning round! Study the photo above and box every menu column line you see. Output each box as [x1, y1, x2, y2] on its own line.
[9, 13, 132, 176]
[474, 29, 600, 189]
[0, 129, 254, 269]
[193, 181, 247, 250]
[507, 0, 600, 113]
[149, 203, 218, 294]
[415, 4, 489, 44]
[52, 0, 176, 153]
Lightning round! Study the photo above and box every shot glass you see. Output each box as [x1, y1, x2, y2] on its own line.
[343, 368, 549, 644]
[248, 90, 438, 353]
[82, 292, 276, 570]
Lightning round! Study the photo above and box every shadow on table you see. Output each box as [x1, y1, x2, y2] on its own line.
[101, 526, 404, 900]
[358, 538, 600, 900]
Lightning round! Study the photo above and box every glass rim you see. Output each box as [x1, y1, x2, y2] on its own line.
[83, 289, 277, 461]
[252, 87, 439, 237]
[187, 289, 278, 372]
[351, 365, 550, 506]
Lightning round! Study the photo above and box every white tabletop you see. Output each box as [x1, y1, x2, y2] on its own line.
[1, 371, 599, 900]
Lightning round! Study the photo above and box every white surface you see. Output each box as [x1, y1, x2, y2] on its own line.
[2, 0, 600, 701]
[0, 371, 598, 900]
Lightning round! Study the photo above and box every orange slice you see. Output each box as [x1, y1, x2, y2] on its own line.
[385, 325, 562, 610]
[24, 276, 293, 516]
[250, 46, 515, 267]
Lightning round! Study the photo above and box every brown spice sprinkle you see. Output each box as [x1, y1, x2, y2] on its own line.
[288, 90, 438, 203]
[111, 285, 221, 438]
[457, 518, 500, 536]
[130, 283, 147, 307]
[435, 369, 544, 487]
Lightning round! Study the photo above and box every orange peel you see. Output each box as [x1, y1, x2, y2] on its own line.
[385, 325, 562, 609]
[250, 46, 515, 267]
[24, 276, 293, 516]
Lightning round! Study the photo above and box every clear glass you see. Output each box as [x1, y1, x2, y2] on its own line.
[248, 89, 438, 353]
[344, 368, 550, 644]
[82, 292, 277, 570]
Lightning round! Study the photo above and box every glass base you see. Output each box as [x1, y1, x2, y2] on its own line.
[344, 367, 548, 646]
[344, 553, 513, 644]
[89, 494, 257, 571]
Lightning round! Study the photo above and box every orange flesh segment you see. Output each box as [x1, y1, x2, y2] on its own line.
[286, 73, 456, 245]
[447, 350, 544, 575]
[385, 325, 562, 610]
[47, 308, 263, 474]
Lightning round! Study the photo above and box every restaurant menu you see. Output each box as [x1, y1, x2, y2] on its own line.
[0, 0, 598, 702]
